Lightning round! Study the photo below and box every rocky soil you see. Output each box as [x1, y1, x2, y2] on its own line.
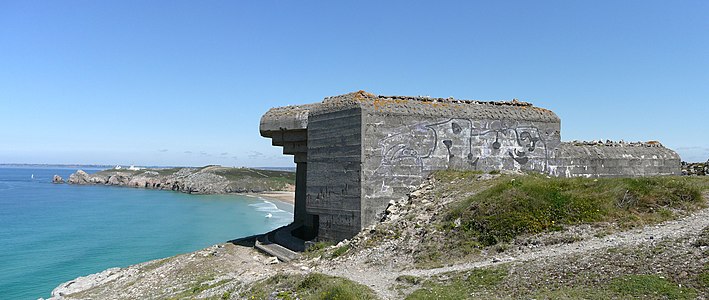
[46, 243, 310, 300]
[62, 166, 295, 194]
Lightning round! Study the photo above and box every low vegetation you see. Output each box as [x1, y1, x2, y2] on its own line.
[247, 273, 377, 300]
[406, 268, 704, 300]
[406, 267, 508, 300]
[92, 165, 295, 192]
[439, 171, 707, 248]
[213, 167, 295, 184]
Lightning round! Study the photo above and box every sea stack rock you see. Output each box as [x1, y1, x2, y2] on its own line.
[68, 170, 90, 184]
[52, 175, 65, 184]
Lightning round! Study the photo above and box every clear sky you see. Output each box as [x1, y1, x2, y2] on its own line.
[1, 1, 707, 167]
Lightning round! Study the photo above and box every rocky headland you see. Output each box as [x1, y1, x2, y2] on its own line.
[61, 166, 295, 195]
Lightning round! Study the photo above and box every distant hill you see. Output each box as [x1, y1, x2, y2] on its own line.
[62, 166, 295, 194]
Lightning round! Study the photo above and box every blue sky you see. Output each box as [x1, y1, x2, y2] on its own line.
[1, 1, 707, 167]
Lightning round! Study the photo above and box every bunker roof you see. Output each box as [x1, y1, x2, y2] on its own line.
[260, 91, 560, 135]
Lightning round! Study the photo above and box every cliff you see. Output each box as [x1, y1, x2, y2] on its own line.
[64, 166, 295, 194]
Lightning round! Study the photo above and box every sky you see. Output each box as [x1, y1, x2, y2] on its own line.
[1, 1, 707, 167]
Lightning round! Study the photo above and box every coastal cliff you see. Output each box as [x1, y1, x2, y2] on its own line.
[64, 166, 295, 194]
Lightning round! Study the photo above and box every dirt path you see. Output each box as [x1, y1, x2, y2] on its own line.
[320, 199, 709, 299]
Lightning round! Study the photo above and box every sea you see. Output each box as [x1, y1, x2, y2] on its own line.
[0, 166, 294, 299]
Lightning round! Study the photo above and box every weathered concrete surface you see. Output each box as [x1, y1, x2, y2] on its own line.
[554, 141, 681, 178]
[260, 91, 682, 242]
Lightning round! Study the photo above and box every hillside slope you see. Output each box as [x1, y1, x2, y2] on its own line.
[63, 166, 295, 194]
[48, 172, 709, 299]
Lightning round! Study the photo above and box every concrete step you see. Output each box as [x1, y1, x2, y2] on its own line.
[255, 237, 299, 262]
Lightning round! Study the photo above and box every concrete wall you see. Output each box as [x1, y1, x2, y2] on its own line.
[361, 111, 562, 228]
[305, 108, 363, 241]
[553, 143, 681, 177]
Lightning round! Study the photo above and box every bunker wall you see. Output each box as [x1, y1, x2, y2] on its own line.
[554, 143, 681, 177]
[306, 108, 364, 241]
[361, 110, 562, 228]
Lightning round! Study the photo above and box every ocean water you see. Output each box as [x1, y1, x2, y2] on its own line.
[0, 167, 293, 299]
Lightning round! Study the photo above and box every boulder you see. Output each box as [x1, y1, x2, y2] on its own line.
[89, 174, 108, 184]
[52, 175, 65, 184]
[108, 174, 131, 185]
[67, 170, 90, 184]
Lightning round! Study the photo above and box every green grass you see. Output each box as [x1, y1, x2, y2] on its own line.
[609, 275, 697, 299]
[331, 244, 351, 258]
[214, 167, 295, 191]
[698, 272, 709, 289]
[302, 241, 334, 259]
[307, 241, 333, 252]
[166, 275, 233, 300]
[406, 267, 507, 300]
[247, 273, 377, 300]
[440, 172, 706, 247]
[406, 270, 700, 300]
[213, 167, 295, 182]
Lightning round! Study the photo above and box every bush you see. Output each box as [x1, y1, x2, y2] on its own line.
[442, 174, 705, 247]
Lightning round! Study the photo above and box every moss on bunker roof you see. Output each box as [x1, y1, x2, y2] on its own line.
[313, 90, 559, 122]
[261, 90, 561, 133]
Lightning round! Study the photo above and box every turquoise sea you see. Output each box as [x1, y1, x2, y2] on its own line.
[0, 167, 293, 299]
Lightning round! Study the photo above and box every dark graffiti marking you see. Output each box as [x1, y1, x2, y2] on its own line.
[373, 118, 559, 195]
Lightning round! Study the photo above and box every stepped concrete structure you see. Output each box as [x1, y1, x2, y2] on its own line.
[260, 91, 681, 242]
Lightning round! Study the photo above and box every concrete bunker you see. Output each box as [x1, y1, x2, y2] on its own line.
[260, 91, 681, 243]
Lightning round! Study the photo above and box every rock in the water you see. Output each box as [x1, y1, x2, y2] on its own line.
[52, 175, 65, 184]
[67, 170, 90, 184]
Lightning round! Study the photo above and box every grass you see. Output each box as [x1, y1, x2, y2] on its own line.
[331, 244, 351, 258]
[699, 272, 709, 289]
[406, 269, 700, 300]
[609, 274, 697, 299]
[405, 267, 507, 300]
[247, 273, 377, 300]
[302, 241, 334, 259]
[440, 172, 706, 247]
[165, 275, 233, 300]
[214, 167, 295, 182]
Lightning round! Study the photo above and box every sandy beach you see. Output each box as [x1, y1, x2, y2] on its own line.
[253, 191, 295, 205]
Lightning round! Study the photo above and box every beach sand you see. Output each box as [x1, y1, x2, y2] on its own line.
[254, 191, 295, 205]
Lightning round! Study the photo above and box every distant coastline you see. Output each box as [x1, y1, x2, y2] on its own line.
[1, 163, 295, 172]
[59, 166, 296, 201]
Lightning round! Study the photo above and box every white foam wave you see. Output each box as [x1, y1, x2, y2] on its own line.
[249, 200, 283, 213]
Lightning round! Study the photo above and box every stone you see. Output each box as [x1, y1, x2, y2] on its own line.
[67, 170, 90, 184]
[52, 175, 64, 184]
[265, 257, 279, 265]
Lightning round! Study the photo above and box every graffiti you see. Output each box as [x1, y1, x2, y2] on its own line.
[372, 118, 560, 195]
